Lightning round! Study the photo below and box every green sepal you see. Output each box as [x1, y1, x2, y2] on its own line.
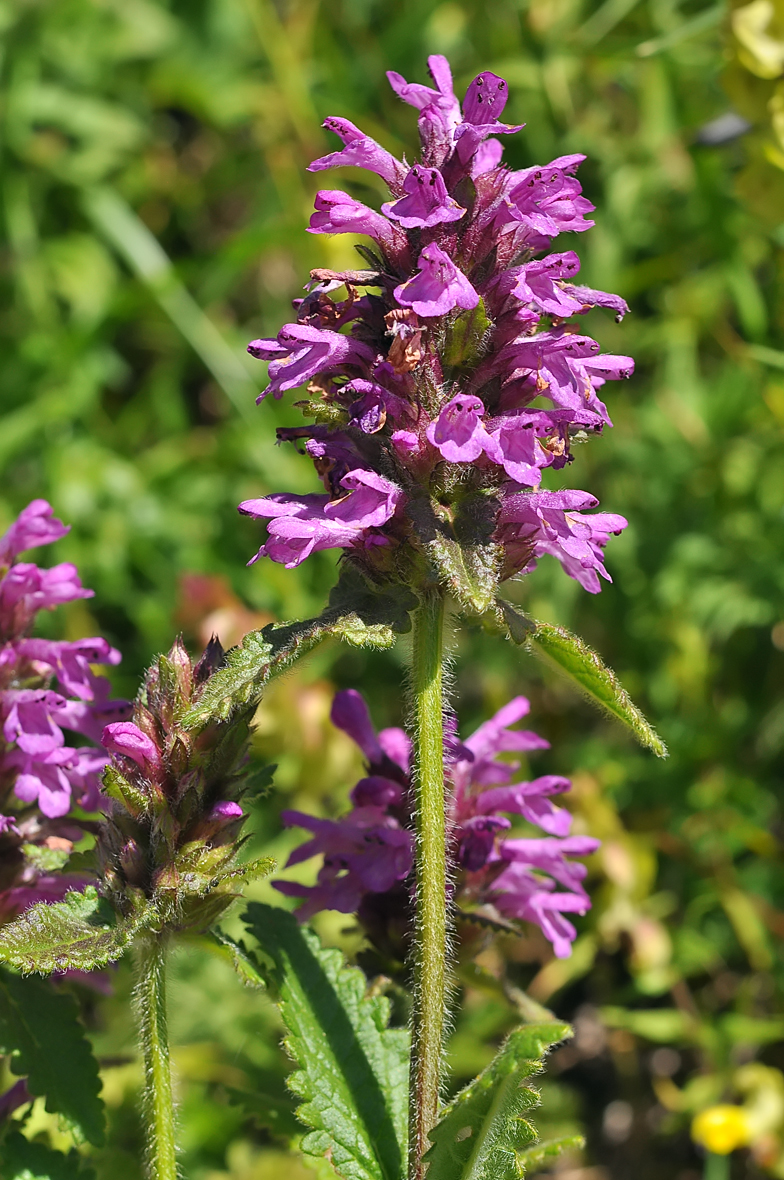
[443, 296, 492, 372]
[183, 567, 417, 728]
[0, 887, 155, 974]
[498, 602, 667, 758]
[0, 1131, 97, 1180]
[101, 764, 150, 818]
[0, 968, 105, 1145]
[242, 903, 409, 1180]
[412, 491, 502, 614]
[423, 1021, 571, 1180]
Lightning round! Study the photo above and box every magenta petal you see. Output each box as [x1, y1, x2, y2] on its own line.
[394, 243, 478, 318]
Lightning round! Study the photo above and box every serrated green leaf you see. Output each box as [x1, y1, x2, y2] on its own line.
[0, 1132, 96, 1180]
[184, 568, 417, 728]
[516, 1134, 585, 1170]
[0, 969, 104, 1146]
[243, 903, 408, 1180]
[200, 929, 267, 988]
[498, 605, 667, 758]
[423, 1022, 570, 1180]
[0, 887, 154, 974]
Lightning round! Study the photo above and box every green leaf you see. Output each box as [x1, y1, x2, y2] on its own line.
[423, 1022, 570, 1180]
[517, 1134, 585, 1170]
[0, 1132, 96, 1180]
[199, 930, 267, 988]
[0, 969, 104, 1146]
[499, 604, 667, 758]
[242, 903, 408, 1180]
[184, 568, 417, 728]
[0, 887, 153, 974]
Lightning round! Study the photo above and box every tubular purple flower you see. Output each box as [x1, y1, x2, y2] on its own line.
[394, 242, 479, 317]
[308, 116, 408, 191]
[426, 394, 501, 464]
[308, 190, 404, 249]
[248, 324, 376, 400]
[0, 500, 69, 565]
[499, 489, 628, 591]
[382, 165, 466, 228]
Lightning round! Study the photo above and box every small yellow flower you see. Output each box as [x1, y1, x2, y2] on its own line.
[692, 1106, 752, 1155]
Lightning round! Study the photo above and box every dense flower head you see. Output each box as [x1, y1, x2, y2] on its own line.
[241, 55, 632, 602]
[97, 637, 258, 932]
[0, 501, 130, 921]
[276, 689, 598, 959]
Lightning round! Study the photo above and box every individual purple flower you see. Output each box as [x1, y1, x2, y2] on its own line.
[382, 165, 466, 228]
[489, 416, 552, 487]
[247, 324, 376, 400]
[387, 54, 462, 164]
[498, 489, 628, 592]
[308, 190, 404, 250]
[453, 70, 525, 166]
[501, 156, 596, 242]
[426, 394, 501, 464]
[239, 470, 402, 569]
[394, 243, 479, 317]
[308, 116, 408, 191]
[277, 690, 598, 959]
[0, 500, 69, 565]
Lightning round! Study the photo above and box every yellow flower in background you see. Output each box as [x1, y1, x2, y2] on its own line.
[692, 1106, 752, 1155]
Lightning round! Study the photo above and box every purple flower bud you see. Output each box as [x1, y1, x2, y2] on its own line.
[382, 165, 466, 229]
[209, 800, 243, 820]
[308, 117, 408, 190]
[394, 243, 479, 317]
[426, 394, 501, 464]
[102, 722, 160, 770]
[0, 500, 69, 564]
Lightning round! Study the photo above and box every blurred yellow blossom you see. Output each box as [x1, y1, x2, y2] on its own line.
[692, 1105, 752, 1155]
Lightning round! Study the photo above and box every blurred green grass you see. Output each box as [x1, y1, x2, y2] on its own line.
[2, 0, 784, 1176]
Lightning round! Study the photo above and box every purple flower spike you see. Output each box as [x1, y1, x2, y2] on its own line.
[394, 243, 479, 317]
[308, 190, 402, 249]
[308, 117, 408, 191]
[102, 722, 160, 771]
[382, 165, 466, 228]
[0, 500, 69, 564]
[426, 394, 501, 464]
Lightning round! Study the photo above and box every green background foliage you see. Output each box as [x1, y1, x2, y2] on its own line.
[1, 0, 784, 1176]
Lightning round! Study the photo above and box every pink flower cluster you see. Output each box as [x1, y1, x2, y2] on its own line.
[276, 689, 598, 958]
[0, 501, 129, 920]
[240, 56, 630, 594]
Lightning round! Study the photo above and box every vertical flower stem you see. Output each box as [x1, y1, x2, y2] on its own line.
[409, 589, 447, 1180]
[135, 934, 178, 1180]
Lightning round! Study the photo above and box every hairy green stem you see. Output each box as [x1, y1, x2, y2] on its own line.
[409, 590, 447, 1180]
[135, 935, 178, 1180]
